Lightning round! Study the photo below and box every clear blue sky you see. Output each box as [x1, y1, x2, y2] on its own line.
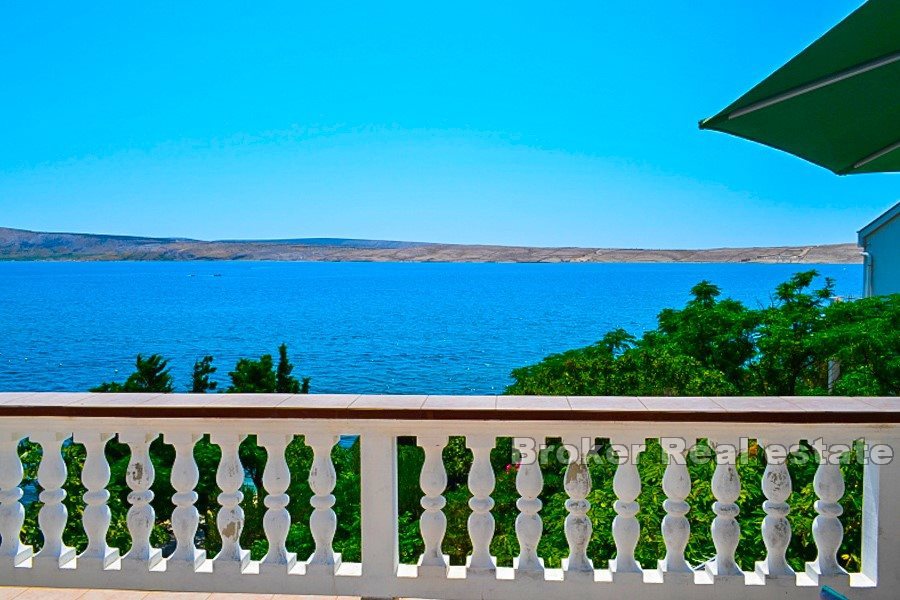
[0, 1, 895, 248]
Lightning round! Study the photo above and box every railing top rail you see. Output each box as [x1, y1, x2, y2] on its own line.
[0, 392, 897, 423]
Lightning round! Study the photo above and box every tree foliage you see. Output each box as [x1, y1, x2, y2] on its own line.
[91, 354, 174, 393]
[508, 272, 898, 397]
[224, 343, 309, 394]
[228, 355, 277, 393]
[191, 355, 217, 393]
[277, 342, 310, 394]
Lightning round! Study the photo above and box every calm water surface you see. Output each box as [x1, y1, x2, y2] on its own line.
[0, 261, 861, 394]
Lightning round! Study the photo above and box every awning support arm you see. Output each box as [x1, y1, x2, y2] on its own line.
[851, 138, 900, 172]
[728, 51, 900, 120]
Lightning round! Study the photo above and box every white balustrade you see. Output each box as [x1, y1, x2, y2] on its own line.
[306, 432, 340, 575]
[807, 438, 851, 586]
[0, 394, 898, 600]
[258, 432, 296, 574]
[31, 431, 75, 570]
[514, 437, 544, 579]
[0, 430, 31, 566]
[165, 431, 204, 572]
[659, 437, 693, 582]
[562, 434, 593, 580]
[211, 432, 249, 573]
[610, 437, 644, 582]
[73, 431, 118, 569]
[707, 438, 743, 583]
[120, 431, 161, 571]
[466, 434, 496, 577]
[417, 434, 449, 576]
[755, 436, 794, 582]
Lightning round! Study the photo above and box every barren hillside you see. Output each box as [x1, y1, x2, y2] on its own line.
[0, 227, 862, 264]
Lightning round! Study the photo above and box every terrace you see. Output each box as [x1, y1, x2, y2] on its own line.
[1, 392, 899, 599]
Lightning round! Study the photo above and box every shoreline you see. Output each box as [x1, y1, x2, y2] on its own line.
[0, 257, 864, 265]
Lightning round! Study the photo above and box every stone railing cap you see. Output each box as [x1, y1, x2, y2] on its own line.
[0, 392, 897, 423]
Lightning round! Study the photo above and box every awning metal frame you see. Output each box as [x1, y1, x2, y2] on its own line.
[726, 51, 900, 120]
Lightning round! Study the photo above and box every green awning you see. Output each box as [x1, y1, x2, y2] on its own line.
[700, 0, 900, 175]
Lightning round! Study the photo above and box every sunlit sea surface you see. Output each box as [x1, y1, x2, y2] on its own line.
[0, 261, 861, 394]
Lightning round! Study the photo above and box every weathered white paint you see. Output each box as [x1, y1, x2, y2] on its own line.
[659, 437, 693, 582]
[610, 438, 644, 582]
[1, 394, 900, 599]
[562, 434, 593, 581]
[707, 437, 743, 583]
[807, 437, 850, 587]
[211, 432, 249, 574]
[756, 436, 795, 582]
[119, 431, 161, 572]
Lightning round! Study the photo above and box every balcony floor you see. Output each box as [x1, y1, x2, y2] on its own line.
[0, 590, 406, 600]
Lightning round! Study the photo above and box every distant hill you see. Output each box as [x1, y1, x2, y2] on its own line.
[0, 227, 862, 264]
[218, 237, 431, 249]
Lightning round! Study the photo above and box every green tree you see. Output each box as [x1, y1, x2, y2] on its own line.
[812, 293, 900, 395]
[656, 280, 759, 389]
[228, 355, 276, 393]
[191, 355, 217, 393]
[276, 343, 309, 393]
[91, 353, 174, 393]
[509, 271, 898, 398]
[751, 271, 835, 395]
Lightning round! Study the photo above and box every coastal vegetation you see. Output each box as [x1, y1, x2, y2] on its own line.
[508, 271, 898, 396]
[15, 273, 898, 573]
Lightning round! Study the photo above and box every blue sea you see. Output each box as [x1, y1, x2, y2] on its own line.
[0, 261, 861, 394]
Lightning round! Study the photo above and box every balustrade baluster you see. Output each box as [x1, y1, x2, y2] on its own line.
[514, 437, 544, 579]
[610, 438, 644, 582]
[755, 437, 794, 582]
[211, 432, 250, 573]
[120, 431, 162, 572]
[466, 434, 496, 577]
[31, 431, 75, 570]
[306, 433, 341, 575]
[562, 435, 593, 581]
[74, 431, 118, 569]
[259, 433, 296, 575]
[165, 432, 205, 572]
[0, 430, 31, 568]
[417, 434, 449, 577]
[708, 438, 743, 583]
[806, 438, 850, 586]
[659, 437, 694, 583]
